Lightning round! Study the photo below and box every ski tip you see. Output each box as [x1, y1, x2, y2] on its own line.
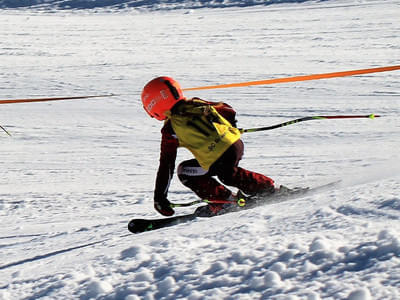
[128, 219, 152, 234]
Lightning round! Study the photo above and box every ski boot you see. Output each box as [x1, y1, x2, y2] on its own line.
[194, 203, 227, 217]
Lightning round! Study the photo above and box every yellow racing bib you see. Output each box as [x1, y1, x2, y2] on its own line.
[166, 100, 241, 170]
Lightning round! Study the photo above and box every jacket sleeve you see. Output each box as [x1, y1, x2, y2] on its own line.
[154, 121, 179, 202]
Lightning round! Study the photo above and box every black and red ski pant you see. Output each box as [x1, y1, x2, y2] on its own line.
[177, 140, 275, 200]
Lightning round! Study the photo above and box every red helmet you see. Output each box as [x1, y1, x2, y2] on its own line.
[141, 76, 185, 120]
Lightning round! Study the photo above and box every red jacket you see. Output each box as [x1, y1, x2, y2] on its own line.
[154, 98, 237, 202]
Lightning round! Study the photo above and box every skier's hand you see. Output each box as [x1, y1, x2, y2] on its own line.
[154, 199, 175, 216]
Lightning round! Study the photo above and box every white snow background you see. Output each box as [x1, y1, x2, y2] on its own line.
[1, 0, 400, 299]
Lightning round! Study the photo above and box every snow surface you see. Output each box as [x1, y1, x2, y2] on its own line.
[1, 0, 400, 299]
[0, 0, 364, 11]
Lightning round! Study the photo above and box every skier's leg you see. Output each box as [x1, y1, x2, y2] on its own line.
[212, 140, 275, 195]
[177, 159, 235, 216]
[177, 159, 232, 200]
[222, 167, 275, 195]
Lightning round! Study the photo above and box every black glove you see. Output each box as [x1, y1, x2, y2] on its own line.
[154, 199, 175, 216]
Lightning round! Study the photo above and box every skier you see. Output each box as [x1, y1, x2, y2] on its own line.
[141, 76, 276, 217]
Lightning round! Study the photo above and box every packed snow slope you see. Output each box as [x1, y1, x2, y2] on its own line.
[1, 0, 399, 299]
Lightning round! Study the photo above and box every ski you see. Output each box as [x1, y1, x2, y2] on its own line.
[128, 213, 197, 234]
[128, 180, 340, 234]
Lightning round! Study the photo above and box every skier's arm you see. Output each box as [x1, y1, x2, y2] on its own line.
[153, 122, 179, 216]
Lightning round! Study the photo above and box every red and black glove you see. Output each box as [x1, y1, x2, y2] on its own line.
[154, 199, 175, 216]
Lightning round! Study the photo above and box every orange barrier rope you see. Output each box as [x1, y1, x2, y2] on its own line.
[1, 65, 398, 104]
[182, 65, 400, 91]
[0, 94, 114, 104]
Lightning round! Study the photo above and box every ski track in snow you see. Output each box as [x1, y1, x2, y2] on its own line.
[1, 0, 400, 299]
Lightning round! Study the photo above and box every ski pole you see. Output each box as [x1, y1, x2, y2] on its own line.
[240, 114, 380, 133]
[171, 197, 246, 208]
[0, 124, 11, 136]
